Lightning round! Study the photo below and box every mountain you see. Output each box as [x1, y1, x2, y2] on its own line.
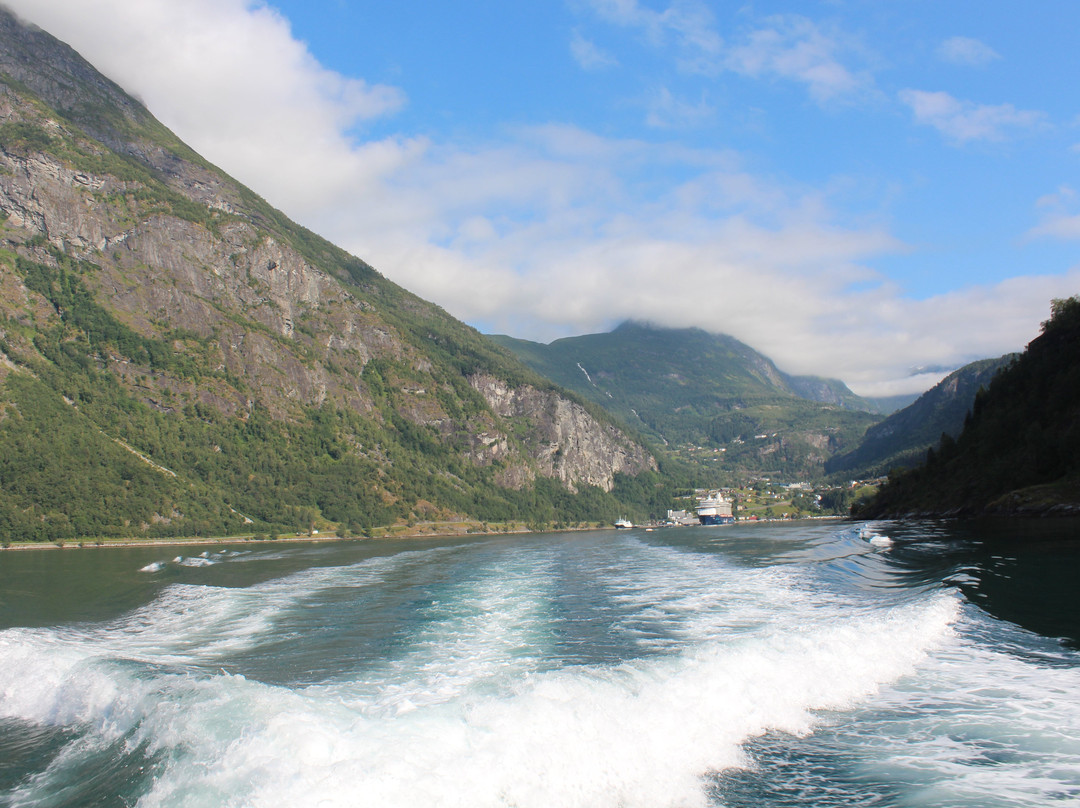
[858, 297, 1080, 518]
[862, 393, 920, 416]
[826, 354, 1016, 479]
[0, 7, 658, 542]
[490, 322, 882, 479]
[780, 373, 878, 412]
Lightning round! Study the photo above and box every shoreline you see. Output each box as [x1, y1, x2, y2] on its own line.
[1, 534, 359, 551]
[0, 516, 854, 551]
[0, 523, 594, 551]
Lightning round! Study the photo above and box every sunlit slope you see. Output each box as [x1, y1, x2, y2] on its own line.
[0, 7, 657, 541]
[492, 321, 881, 479]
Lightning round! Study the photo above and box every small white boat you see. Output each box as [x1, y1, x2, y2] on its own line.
[860, 524, 892, 547]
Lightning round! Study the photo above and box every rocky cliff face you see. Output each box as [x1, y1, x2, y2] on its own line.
[0, 7, 655, 538]
[0, 126, 382, 417]
[470, 373, 656, 492]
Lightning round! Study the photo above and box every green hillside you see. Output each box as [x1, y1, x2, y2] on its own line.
[826, 355, 1015, 479]
[858, 297, 1080, 518]
[492, 322, 882, 480]
[0, 8, 662, 542]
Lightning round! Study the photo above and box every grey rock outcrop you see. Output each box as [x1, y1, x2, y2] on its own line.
[470, 373, 656, 492]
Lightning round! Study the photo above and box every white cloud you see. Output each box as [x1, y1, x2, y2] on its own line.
[938, 36, 1000, 66]
[6, 0, 1070, 397]
[1028, 186, 1080, 240]
[824, 273, 1080, 396]
[644, 87, 714, 128]
[1035, 186, 1076, 207]
[725, 15, 871, 103]
[579, 5, 871, 103]
[1029, 215, 1080, 240]
[582, 0, 723, 68]
[899, 89, 1045, 143]
[324, 126, 1066, 396]
[570, 29, 618, 70]
[5, 0, 407, 213]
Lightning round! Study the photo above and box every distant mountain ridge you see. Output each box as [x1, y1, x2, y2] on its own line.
[860, 297, 1080, 517]
[0, 6, 659, 541]
[827, 354, 1016, 479]
[491, 321, 882, 479]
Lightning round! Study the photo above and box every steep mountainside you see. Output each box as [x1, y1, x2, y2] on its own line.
[780, 373, 878, 411]
[826, 355, 1015, 479]
[491, 322, 881, 479]
[0, 7, 657, 541]
[862, 393, 920, 416]
[859, 298, 1080, 518]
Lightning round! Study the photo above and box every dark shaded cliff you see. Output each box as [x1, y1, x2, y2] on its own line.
[826, 355, 1015, 479]
[858, 297, 1080, 518]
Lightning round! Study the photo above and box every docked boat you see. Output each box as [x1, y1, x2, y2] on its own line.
[696, 492, 734, 525]
[614, 517, 633, 529]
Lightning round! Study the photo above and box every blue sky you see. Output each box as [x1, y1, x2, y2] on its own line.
[10, 0, 1080, 394]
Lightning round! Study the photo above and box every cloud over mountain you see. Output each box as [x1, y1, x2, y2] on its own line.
[9, 0, 1078, 397]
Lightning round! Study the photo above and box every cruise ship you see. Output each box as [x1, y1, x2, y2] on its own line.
[695, 492, 734, 525]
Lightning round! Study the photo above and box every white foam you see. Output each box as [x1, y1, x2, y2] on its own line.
[4, 546, 462, 676]
[6, 533, 1073, 808]
[0, 628, 149, 738]
[118, 592, 958, 808]
[839, 615, 1080, 806]
[858, 522, 893, 548]
[599, 538, 804, 648]
[312, 547, 559, 714]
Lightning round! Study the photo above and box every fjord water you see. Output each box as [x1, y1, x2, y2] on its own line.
[1, 521, 1078, 808]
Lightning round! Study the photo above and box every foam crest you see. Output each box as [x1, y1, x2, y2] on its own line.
[130, 591, 959, 808]
[0, 628, 152, 738]
[838, 615, 1080, 806]
[1, 544, 463, 719]
[598, 538, 805, 649]
[119, 545, 459, 663]
[315, 548, 559, 714]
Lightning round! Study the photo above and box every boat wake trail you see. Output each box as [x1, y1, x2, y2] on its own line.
[0, 532, 967, 808]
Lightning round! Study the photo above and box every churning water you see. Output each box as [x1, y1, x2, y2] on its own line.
[1, 520, 1078, 807]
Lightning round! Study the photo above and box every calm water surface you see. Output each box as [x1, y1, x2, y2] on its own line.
[1, 519, 1078, 807]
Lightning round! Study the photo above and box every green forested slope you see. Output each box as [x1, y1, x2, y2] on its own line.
[492, 322, 881, 479]
[0, 7, 662, 542]
[859, 298, 1080, 517]
[826, 355, 1015, 479]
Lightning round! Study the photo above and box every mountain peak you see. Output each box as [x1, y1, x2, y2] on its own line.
[0, 6, 154, 143]
[494, 323, 881, 479]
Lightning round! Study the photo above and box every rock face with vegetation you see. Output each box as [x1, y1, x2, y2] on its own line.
[826, 354, 1015, 479]
[492, 322, 882, 479]
[469, 372, 652, 492]
[0, 7, 657, 542]
[858, 297, 1080, 518]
